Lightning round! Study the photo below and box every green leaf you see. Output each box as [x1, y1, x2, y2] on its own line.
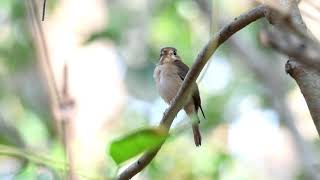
[109, 127, 168, 165]
[0, 116, 24, 148]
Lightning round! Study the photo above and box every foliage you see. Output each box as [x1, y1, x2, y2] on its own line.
[109, 127, 167, 165]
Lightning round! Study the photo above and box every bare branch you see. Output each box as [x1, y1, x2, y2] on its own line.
[231, 36, 319, 180]
[26, 1, 77, 179]
[264, 0, 320, 137]
[26, 0, 62, 104]
[286, 60, 320, 135]
[263, 0, 320, 179]
[117, 5, 267, 180]
[60, 64, 76, 180]
[263, 27, 320, 70]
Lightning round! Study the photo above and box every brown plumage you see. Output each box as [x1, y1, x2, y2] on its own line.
[153, 47, 205, 146]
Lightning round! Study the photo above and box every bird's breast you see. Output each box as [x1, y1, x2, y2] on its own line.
[154, 64, 183, 104]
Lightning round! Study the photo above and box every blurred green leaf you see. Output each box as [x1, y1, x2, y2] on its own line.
[10, 0, 26, 20]
[85, 28, 122, 44]
[0, 144, 97, 179]
[0, 116, 24, 148]
[0, 115, 29, 176]
[16, 110, 49, 148]
[84, 7, 129, 44]
[211, 151, 232, 179]
[109, 127, 168, 165]
[150, 1, 194, 62]
[14, 163, 38, 180]
[0, 0, 34, 72]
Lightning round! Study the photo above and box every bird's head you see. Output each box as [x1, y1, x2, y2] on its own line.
[159, 47, 181, 64]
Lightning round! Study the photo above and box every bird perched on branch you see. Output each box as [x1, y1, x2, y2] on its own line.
[153, 47, 205, 146]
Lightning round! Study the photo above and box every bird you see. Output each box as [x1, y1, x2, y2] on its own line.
[153, 47, 205, 146]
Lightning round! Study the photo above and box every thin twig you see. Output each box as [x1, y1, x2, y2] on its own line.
[117, 5, 267, 180]
[25, 1, 76, 179]
[42, 0, 46, 21]
[27, 0, 62, 103]
[60, 64, 76, 180]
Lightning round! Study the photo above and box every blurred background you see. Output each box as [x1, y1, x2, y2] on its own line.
[0, 0, 320, 179]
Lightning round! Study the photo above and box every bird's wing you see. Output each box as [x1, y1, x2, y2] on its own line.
[173, 60, 206, 119]
[173, 59, 189, 80]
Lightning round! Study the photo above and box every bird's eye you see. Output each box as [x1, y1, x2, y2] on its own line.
[173, 51, 177, 56]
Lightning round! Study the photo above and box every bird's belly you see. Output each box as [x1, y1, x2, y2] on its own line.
[157, 74, 182, 104]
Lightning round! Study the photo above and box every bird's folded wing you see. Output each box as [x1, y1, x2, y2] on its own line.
[173, 60, 206, 119]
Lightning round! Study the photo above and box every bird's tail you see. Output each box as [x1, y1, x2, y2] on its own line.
[185, 105, 202, 147]
[192, 123, 202, 146]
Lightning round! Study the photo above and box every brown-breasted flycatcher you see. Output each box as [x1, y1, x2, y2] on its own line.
[154, 47, 205, 146]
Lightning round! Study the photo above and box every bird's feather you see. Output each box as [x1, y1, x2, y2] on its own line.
[173, 60, 206, 120]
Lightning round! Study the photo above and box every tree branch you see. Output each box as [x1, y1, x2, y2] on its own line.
[117, 5, 267, 180]
[263, 0, 320, 179]
[263, 27, 320, 70]
[26, 0, 62, 104]
[231, 35, 319, 180]
[264, 0, 320, 137]
[26, 0, 77, 179]
[286, 60, 320, 135]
